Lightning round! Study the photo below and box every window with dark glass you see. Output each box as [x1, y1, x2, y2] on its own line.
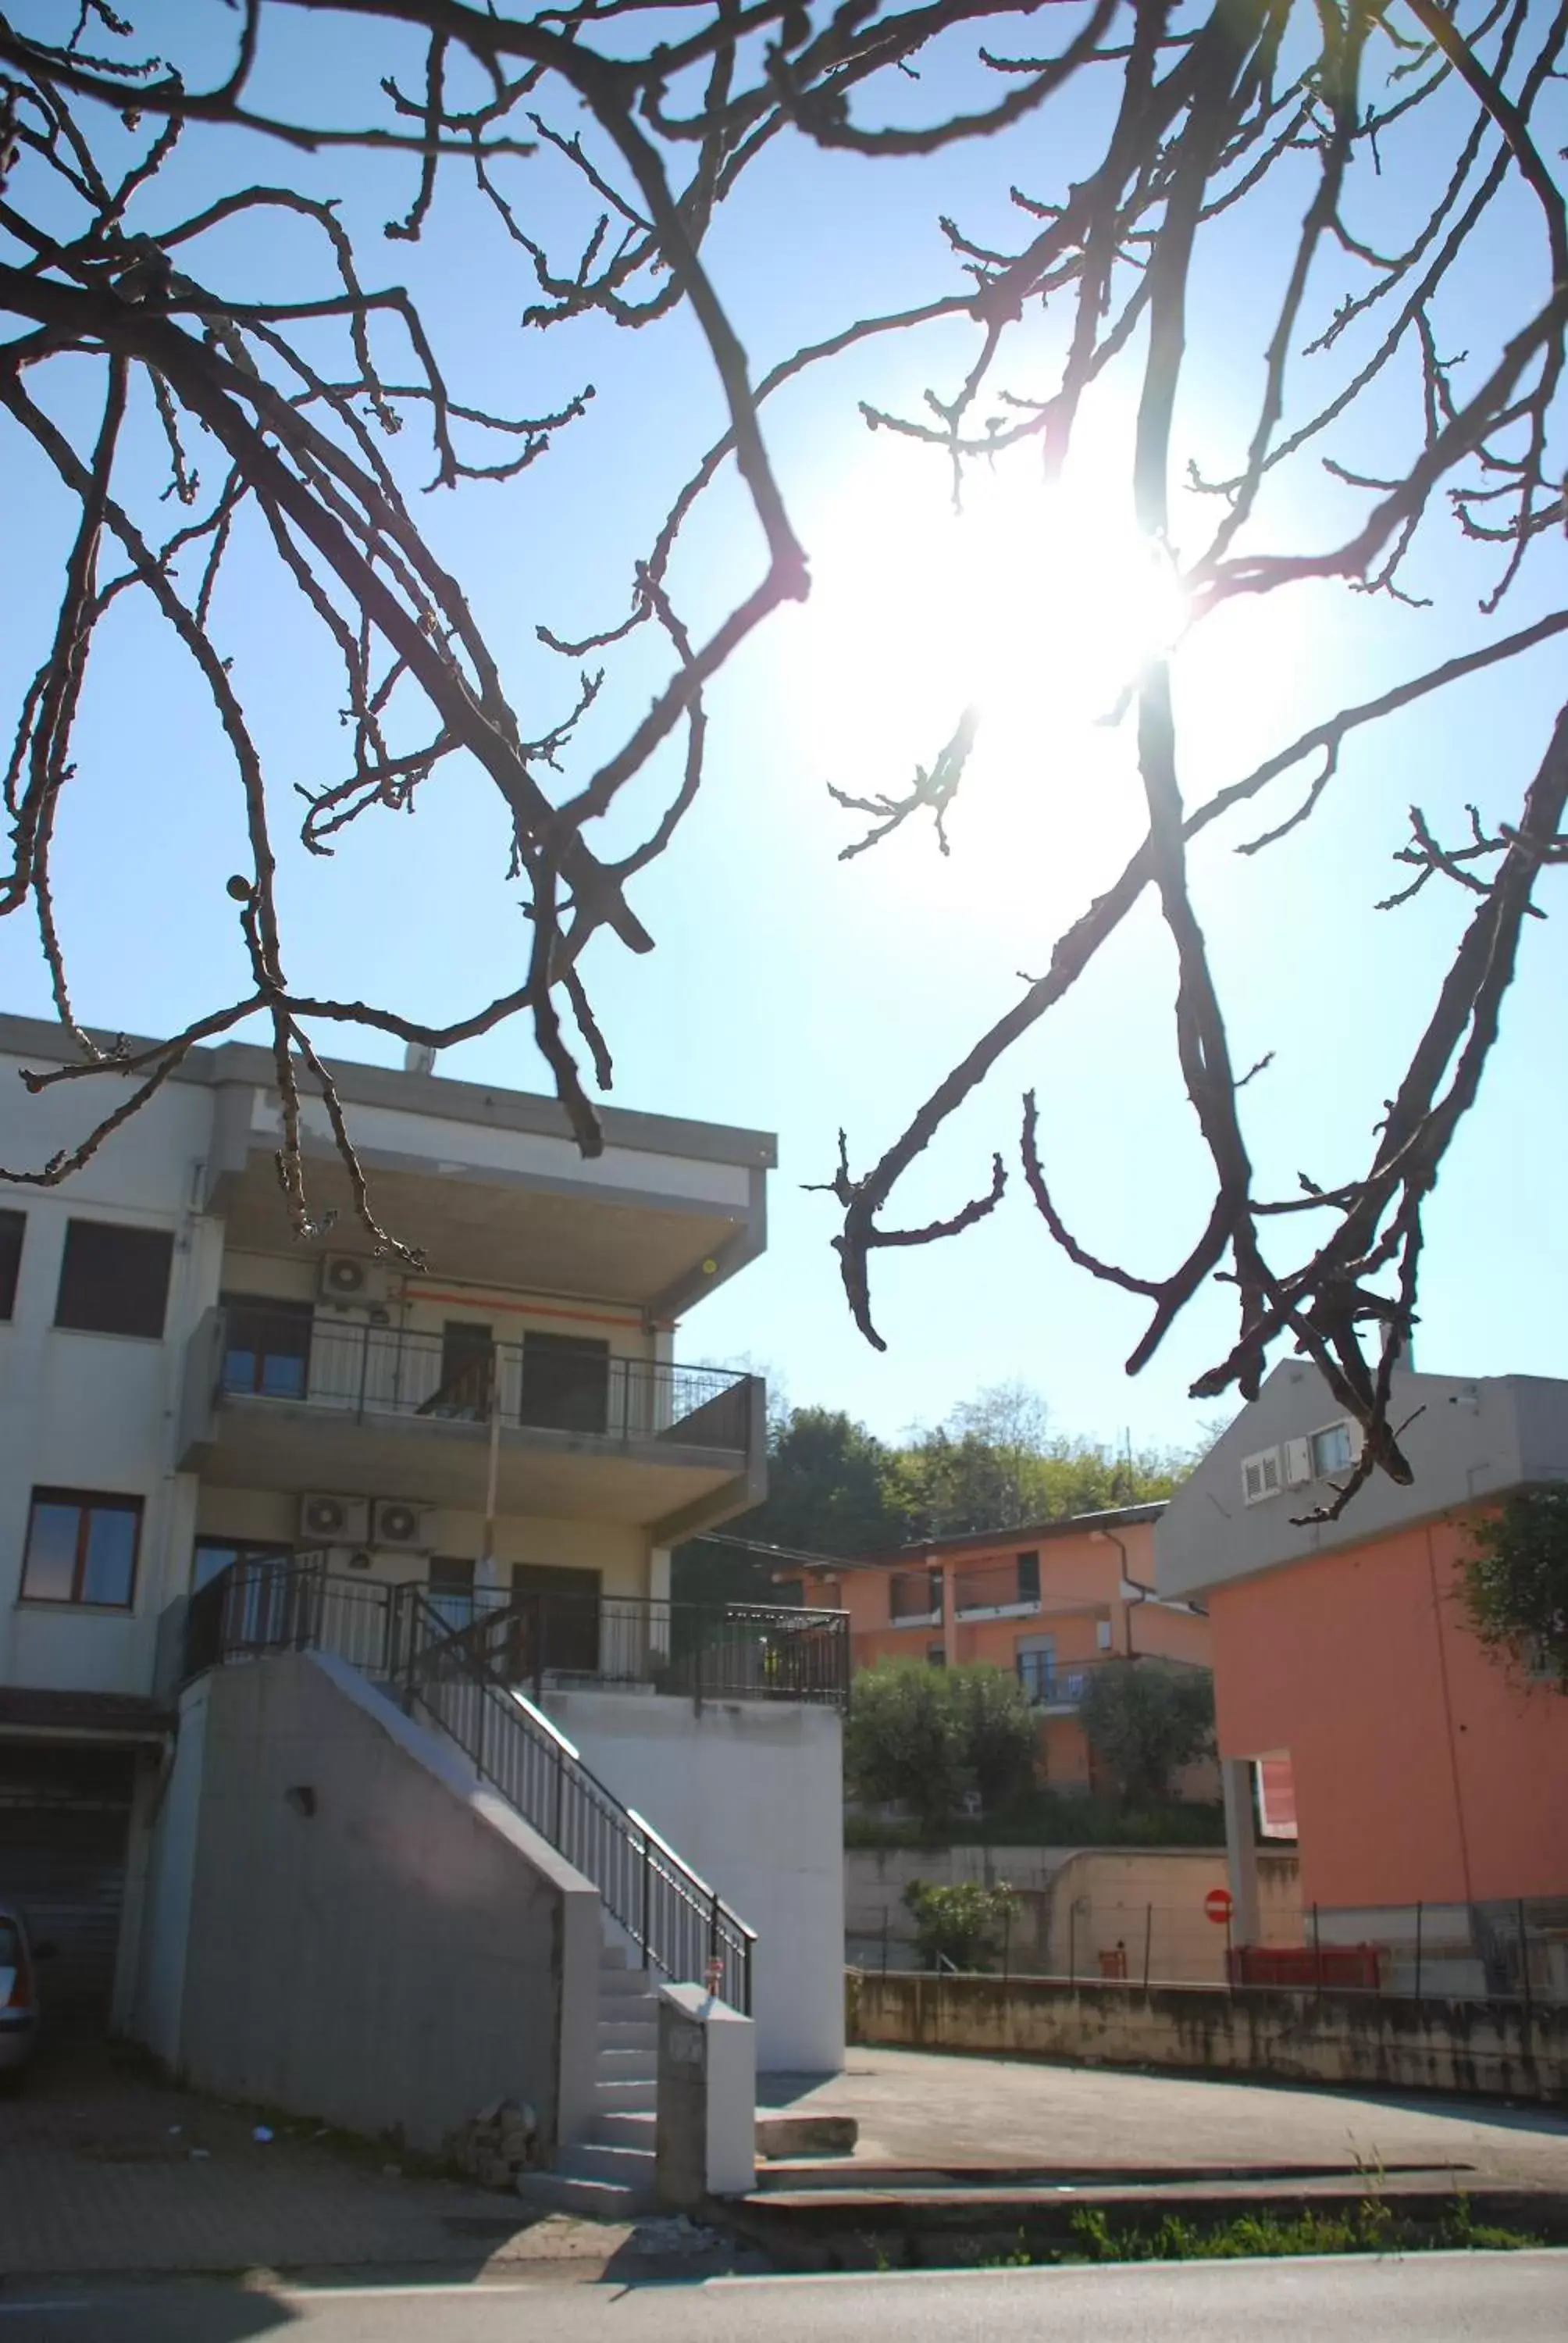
[429, 1553, 477, 1631]
[519, 1332, 609, 1433]
[191, 1537, 294, 1593]
[0, 1210, 23, 1320]
[221, 1296, 315, 1400]
[55, 1221, 173, 1339]
[1016, 1550, 1041, 1605]
[22, 1490, 142, 1607]
[1016, 1634, 1057, 1703]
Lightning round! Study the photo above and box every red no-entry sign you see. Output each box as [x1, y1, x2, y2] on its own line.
[1204, 1886, 1235, 1927]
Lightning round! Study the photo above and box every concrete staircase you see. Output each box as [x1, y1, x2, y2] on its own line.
[518, 1932, 661, 2215]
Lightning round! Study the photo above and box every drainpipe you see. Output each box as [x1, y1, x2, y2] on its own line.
[1093, 1527, 1139, 1654]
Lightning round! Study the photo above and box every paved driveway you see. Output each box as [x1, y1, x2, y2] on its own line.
[0, 2045, 630, 2282]
[760, 2046, 1568, 2188]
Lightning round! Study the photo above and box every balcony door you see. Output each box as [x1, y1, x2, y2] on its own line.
[511, 1562, 601, 1678]
[417, 1321, 494, 1421]
[519, 1332, 610, 1435]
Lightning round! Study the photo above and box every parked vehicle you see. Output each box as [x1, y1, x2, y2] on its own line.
[0, 1906, 52, 2081]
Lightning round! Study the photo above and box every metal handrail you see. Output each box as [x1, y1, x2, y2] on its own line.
[210, 1307, 756, 1451]
[397, 1585, 756, 2010]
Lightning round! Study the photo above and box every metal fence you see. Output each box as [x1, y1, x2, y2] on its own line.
[213, 1307, 755, 1451]
[185, 1560, 758, 2010]
[850, 1885, 1568, 2006]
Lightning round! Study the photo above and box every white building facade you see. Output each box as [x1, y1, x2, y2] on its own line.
[0, 1014, 845, 2174]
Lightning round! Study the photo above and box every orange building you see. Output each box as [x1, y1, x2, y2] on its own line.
[1157, 1364, 1568, 1995]
[790, 1503, 1213, 1796]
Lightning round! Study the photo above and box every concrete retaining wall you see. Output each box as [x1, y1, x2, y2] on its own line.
[163, 1653, 601, 2156]
[848, 1969, 1568, 2104]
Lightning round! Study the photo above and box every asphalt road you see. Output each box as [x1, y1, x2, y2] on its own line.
[2, 2254, 1564, 2343]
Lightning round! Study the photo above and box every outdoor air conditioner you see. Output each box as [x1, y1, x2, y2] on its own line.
[299, 1492, 371, 1545]
[318, 1253, 391, 1306]
[371, 1497, 429, 1551]
[1281, 1436, 1313, 1486]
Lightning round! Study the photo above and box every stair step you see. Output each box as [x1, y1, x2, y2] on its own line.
[515, 2169, 656, 2217]
[598, 2018, 657, 2050]
[571, 2142, 657, 2184]
[594, 2110, 657, 2149]
[596, 2078, 657, 2111]
[597, 2046, 656, 2077]
[598, 1967, 657, 1999]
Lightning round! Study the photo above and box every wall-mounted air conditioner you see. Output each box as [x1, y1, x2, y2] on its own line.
[371, 1497, 429, 1552]
[318, 1253, 392, 1306]
[1281, 1437, 1313, 1486]
[299, 1491, 371, 1545]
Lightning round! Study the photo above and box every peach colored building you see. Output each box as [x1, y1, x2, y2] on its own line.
[791, 1504, 1213, 1796]
[1158, 1364, 1568, 1995]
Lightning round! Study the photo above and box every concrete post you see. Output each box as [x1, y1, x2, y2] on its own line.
[655, 1981, 756, 2206]
[1221, 1757, 1262, 1949]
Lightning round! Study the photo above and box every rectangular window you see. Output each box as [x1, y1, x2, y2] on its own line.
[429, 1553, 477, 1632]
[519, 1332, 609, 1434]
[55, 1221, 173, 1339]
[1016, 1635, 1057, 1703]
[221, 1297, 314, 1400]
[1310, 1421, 1356, 1477]
[0, 1210, 23, 1319]
[927, 1643, 946, 1669]
[22, 1490, 142, 1608]
[1016, 1550, 1041, 1605]
[191, 1537, 294, 1593]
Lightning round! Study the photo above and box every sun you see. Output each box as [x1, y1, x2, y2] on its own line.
[791, 442, 1188, 860]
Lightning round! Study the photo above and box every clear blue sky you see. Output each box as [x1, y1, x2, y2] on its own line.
[4, 5, 1564, 1453]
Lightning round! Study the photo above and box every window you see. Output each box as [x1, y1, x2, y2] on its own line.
[1310, 1420, 1356, 1478]
[519, 1332, 609, 1433]
[22, 1490, 142, 1607]
[511, 1562, 600, 1674]
[0, 1210, 23, 1319]
[1017, 1635, 1057, 1703]
[1241, 1446, 1283, 1505]
[1016, 1550, 1041, 1605]
[191, 1538, 294, 1593]
[55, 1221, 173, 1339]
[429, 1553, 476, 1631]
[221, 1297, 314, 1400]
[928, 1644, 946, 1668]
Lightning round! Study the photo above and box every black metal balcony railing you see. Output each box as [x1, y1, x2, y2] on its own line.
[184, 1560, 853, 1713]
[184, 1560, 762, 2010]
[209, 1307, 755, 1453]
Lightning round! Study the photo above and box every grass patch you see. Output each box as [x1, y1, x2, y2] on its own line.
[971, 2197, 1541, 2266]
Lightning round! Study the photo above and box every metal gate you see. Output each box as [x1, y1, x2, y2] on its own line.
[0, 1745, 137, 2035]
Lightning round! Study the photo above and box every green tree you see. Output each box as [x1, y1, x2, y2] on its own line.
[1078, 1663, 1216, 1805]
[903, 1879, 1021, 1972]
[844, 1664, 964, 1833]
[1461, 1493, 1568, 1690]
[673, 1405, 907, 1605]
[946, 1664, 1039, 1811]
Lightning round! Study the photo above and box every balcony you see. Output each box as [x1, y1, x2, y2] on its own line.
[953, 1557, 1042, 1621]
[184, 1559, 851, 1712]
[178, 1307, 763, 1538]
[888, 1568, 943, 1628]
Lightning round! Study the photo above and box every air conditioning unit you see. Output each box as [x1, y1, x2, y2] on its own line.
[1241, 1446, 1282, 1507]
[1281, 1436, 1313, 1486]
[371, 1497, 429, 1551]
[299, 1491, 371, 1545]
[318, 1253, 391, 1306]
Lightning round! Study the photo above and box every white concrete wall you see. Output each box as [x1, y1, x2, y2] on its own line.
[169, 1653, 600, 2155]
[129, 1676, 210, 2061]
[0, 1055, 219, 1696]
[547, 1690, 846, 2074]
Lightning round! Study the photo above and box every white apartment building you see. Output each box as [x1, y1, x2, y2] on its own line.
[0, 1013, 846, 2200]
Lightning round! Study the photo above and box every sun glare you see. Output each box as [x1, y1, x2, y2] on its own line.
[795, 452, 1188, 867]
